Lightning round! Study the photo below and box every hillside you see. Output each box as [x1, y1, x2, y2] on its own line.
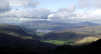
[54, 39, 101, 54]
[0, 31, 101, 54]
[72, 26, 101, 35]
[0, 32, 56, 54]
[0, 24, 39, 40]
[41, 26, 101, 45]
[1, 24, 101, 45]
[0, 24, 101, 54]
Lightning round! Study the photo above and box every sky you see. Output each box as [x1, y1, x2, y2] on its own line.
[38, 0, 77, 10]
[1, 0, 101, 23]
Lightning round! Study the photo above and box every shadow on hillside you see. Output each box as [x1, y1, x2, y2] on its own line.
[0, 32, 56, 54]
[0, 32, 101, 54]
[55, 39, 101, 54]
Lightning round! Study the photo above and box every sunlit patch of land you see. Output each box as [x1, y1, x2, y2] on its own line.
[42, 40, 74, 45]
[74, 37, 100, 45]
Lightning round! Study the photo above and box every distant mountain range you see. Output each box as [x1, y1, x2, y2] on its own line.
[20, 20, 101, 33]
[0, 24, 31, 36]
[0, 18, 100, 33]
[0, 24, 41, 40]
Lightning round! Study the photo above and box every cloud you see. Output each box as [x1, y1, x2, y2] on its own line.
[0, 0, 39, 13]
[92, 0, 101, 8]
[1, 8, 51, 19]
[78, 0, 101, 8]
[73, 9, 101, 23]
[0, 0, 51, 21]
[1, 0, 101, 24]
[9, 0, 39, 8]
[48, 7, 101, 23]
[48, 4, 76, 23]
[0, 0, 10, 13]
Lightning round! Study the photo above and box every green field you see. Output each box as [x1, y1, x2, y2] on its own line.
[42, 40, 74, 45]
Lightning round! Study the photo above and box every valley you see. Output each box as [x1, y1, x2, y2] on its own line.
[0, 22, 101, 45]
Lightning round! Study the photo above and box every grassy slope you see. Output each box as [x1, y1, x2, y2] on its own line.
[0, 24, 32, 39]
[41, 26, 101, 45]
[42, 40, 74, 45]
[71, 26, 101, 35]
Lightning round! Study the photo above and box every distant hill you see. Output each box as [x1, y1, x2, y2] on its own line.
[0, 24, 30, 36]
[42, 31, 86, 40]
[70, 26, 101, 36]
[20, 21, 101, 33]
[76, 21, 100, 26]
[0, 24, 40, 40]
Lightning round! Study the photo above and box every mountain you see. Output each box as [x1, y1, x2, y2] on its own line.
[42, 32, 85, 40]
[54, 39, 101, 54]
[0, 24, 40, 40]
[0, 32, 56, 54]
[20, 20, 101, 33]
[0, 31, 101, 54]
[76, 21, 100, 26]
[0, 23, 101, 54]
[0, 24, 30, 36]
